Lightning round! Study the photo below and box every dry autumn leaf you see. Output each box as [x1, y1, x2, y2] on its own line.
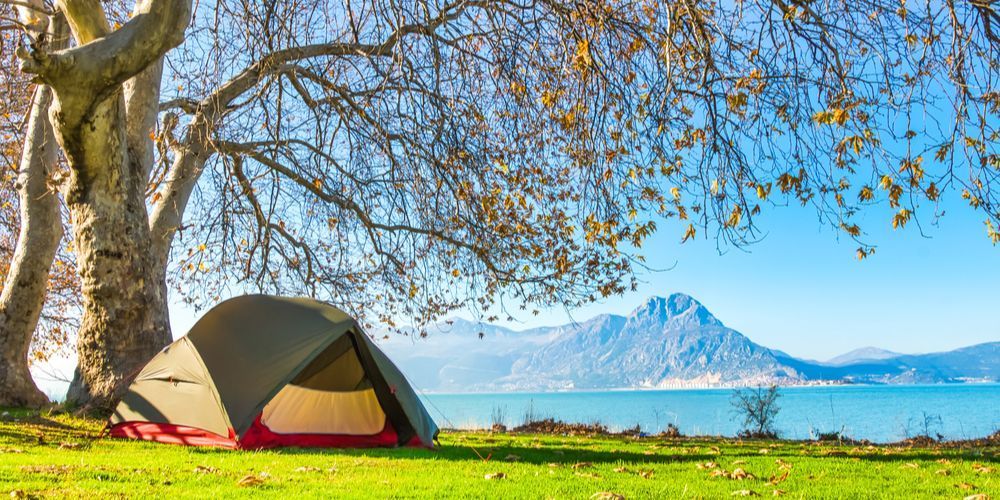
[237, 474, 266, 487]
[768, 471, 790, 485]
[572, 462, 594, 469]
[731, 490, 760, 497]
[972, 463, 994, 474]
[193, 465, 219, 474]
[591, 493, 625, 500]
[484, 472, 506, 480]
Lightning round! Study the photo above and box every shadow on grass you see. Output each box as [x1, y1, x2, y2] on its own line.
[6, 413, 998, 467]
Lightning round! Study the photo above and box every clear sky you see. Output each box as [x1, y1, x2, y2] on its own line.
[500, 196, 1000, 361]
[162, 191, 1000, 362]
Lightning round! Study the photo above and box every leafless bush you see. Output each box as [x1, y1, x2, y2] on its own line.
[731, 385, 781, 439]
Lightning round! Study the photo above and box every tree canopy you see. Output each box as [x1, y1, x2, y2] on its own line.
[0, 0, 996, 406]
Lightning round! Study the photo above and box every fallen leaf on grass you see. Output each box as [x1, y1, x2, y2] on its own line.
[711, 468, 756, 480]
[193, 465, 219, 474]
[575, 472, 601, 479]
[19, 465, 72, 475]
[547, 463, 561, 468]
[709, 446, 721, 455]
[772, 490, 786, 497]
[768, 471, 789, 485]
[638, 469, 654, 479]
[731, 490, 759, 496]
[937, 459, 952, 465]
[901, 462, 919, 469]
[0, 448, 24, 454]
[696, 462, 718, 470]
[935, 469, 951, 476]
[963, 495, 989, 500]
[9, 491, 27, 499]
[484, 472, 506, 480]
[613, 467, 631, 474]
[590, 493, 624, 500]
[294, 466, 321, 473]
[775, 459, 792, 470]
[572, 462, 594, 469]
[955, 483, 977, 491]
[58, 442, 82, 450]
[732, 460, 747, 465]
[237, 474, 266, 487]
[972, 463, 994, 474]
[758, 449, 771, 455]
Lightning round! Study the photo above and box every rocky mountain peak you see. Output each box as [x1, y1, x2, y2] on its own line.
[631, 293, 722, 328]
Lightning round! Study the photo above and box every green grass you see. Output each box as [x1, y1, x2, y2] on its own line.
[0, 410, 997, 498]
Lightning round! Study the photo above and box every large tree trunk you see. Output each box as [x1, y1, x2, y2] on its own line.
[59, 89, 172, 411]
[0, 84, 63, 408]
[16, 0, 192, 411]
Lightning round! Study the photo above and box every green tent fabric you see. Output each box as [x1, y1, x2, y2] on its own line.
[109, 295, 438, 449]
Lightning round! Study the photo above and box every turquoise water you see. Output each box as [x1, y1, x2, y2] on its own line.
[421, 384, 1000, 443]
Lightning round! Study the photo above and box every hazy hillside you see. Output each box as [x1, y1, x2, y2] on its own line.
[826, 347, 902, 366]
[376, 294, 999, 392]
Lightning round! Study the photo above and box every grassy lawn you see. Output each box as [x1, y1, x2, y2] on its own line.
[0, 410, 997, 498]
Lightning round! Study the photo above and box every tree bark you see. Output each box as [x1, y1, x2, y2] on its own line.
[149, 116, 211, 270]
[0, 84, 63, 408]
[59, 87, 173, 411]
[18, 0, 191, 411]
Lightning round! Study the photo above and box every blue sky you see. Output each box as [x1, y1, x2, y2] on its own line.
[163, 191, 1000, 362]
[520, 196, 999, 360]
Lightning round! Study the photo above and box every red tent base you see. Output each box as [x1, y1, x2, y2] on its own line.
[110, 416, 424, 450]
[109, 422, 239, 448]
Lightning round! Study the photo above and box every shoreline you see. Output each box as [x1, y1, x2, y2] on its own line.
[417, 380, 1000, 396]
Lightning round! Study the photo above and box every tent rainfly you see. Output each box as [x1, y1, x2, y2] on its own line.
[108, 295, 438, 449]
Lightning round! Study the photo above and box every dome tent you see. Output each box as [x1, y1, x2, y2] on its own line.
[109, 295, 438, 449]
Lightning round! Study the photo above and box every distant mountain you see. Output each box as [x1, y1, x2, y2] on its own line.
[376, 294, 999, 392]
[826, 347, 902, 366]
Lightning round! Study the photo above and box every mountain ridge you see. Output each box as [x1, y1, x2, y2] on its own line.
[377, 293, 999, 392]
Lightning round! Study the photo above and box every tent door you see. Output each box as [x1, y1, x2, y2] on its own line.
[260, 336, 387, 435]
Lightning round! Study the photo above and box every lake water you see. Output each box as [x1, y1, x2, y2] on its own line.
[420, 384, 1000, 443]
